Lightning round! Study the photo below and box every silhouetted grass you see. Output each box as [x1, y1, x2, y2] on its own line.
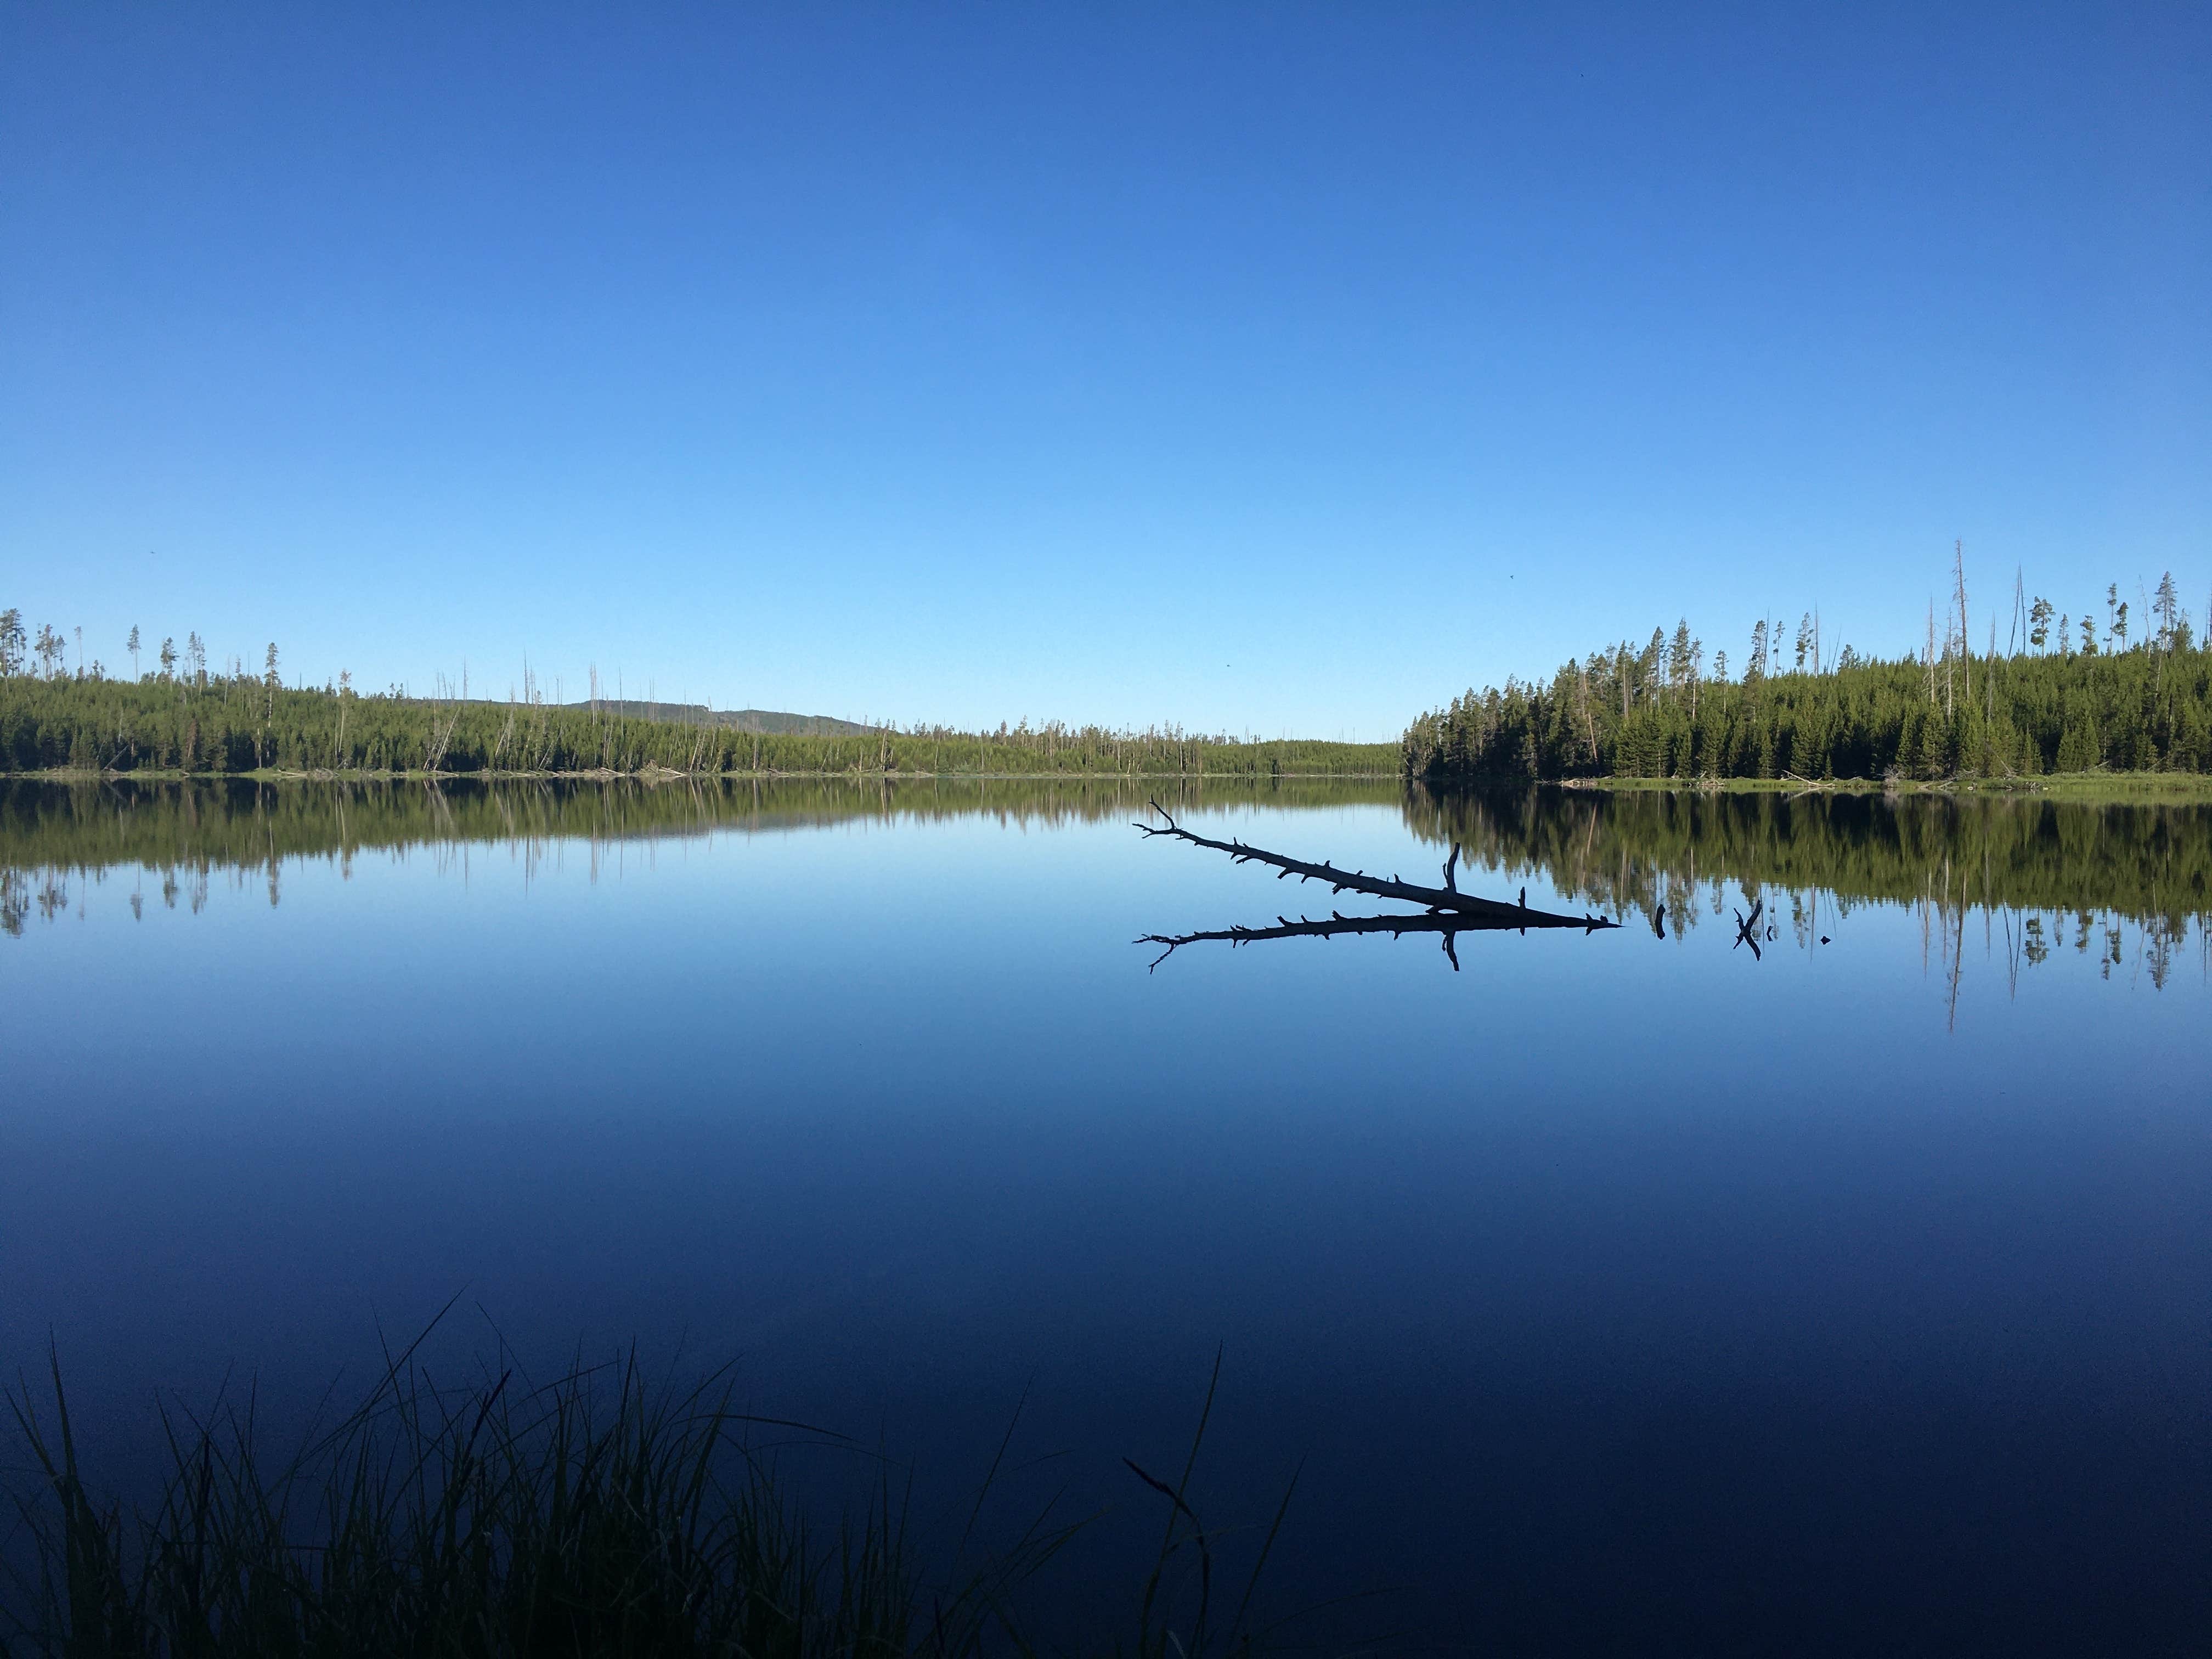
[1, 1329, 1310, 1658]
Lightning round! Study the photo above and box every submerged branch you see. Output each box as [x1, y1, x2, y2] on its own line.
[1135, 801, 1615, 926]
[1733, 896, 1765, 958]
[1133, 800, 1618, 969]
[1136, 910, 1567, 972]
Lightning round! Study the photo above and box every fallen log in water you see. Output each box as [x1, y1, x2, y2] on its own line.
[1133, 802, 1618, 969]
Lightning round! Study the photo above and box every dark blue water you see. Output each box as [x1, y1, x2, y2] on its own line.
[4, 782, 2207, 1653]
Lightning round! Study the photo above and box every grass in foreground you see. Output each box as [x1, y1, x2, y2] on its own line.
[2, 1329, 1302, 1659]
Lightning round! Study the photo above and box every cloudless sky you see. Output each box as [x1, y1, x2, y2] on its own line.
[4, 4, 2207, 737]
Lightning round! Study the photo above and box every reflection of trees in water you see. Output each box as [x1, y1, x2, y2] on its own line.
[1408, 785, 2210, 923]
[0, 776, 1406, 928]
[2, 775, 1401, 872]
[1407, 783, 2212, 1001]
[5, 778, 2208, 999]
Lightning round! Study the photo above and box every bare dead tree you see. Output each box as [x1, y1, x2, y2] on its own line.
[1133, 802, 1618, 969]
[1137, 910, 1573, 972]
[1135, 802, 1611, 926]
[424, 705, 461, 773]
[1953, 538, 1971, 715]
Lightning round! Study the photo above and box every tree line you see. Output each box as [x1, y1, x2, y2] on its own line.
[1402, 563, 2211, 781]
[0, 611, 1392, 777]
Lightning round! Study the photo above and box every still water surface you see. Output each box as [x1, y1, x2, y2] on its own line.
[4, 779, 2208, 1652]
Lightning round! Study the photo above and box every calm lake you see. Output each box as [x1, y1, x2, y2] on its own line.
[4, 778, 2208, 1654]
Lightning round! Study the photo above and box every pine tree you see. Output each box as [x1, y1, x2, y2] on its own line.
[2153, 573, 2179, 650]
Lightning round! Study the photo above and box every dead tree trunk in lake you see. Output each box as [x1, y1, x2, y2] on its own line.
[1133, 802, 1618, 970]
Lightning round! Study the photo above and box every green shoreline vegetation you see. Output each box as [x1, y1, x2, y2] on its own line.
[1401, 572, 2212, 786]
[0, 614, 1392, 781]
[1538, 770, 2212, 804]
[7, 780, 2206, 971]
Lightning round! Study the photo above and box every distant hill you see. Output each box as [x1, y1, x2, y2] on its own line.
[560, 701, 874, 736]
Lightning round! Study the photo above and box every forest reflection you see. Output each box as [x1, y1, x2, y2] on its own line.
[1409, 784, 2210, 998]
[0, 775, 1394, 935]
[0, 774, 1389, 871]
[3, 780, 2208, 998]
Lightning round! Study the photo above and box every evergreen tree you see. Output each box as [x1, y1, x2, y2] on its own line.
[2, 664, 1395, 779]
[1403, 591, 2212, 783]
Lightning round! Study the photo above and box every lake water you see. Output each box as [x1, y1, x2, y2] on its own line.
[4, 778, 2208, 1654]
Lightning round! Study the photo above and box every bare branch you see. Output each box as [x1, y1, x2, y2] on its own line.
[1733, 896, 1765, 958]
[1136, 905, 1618, 970]
[1134, 800, 1594, 927]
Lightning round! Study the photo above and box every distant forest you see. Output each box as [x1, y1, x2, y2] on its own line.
[0, 611, 1390, 778]
[1404, 567, 2212, 781]
[551, 700, 874, 736]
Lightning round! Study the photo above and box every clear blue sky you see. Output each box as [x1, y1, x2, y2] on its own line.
[4, 5, 2206, 738]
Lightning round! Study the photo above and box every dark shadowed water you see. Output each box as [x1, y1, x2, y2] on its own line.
[4, 778, 2208, 1654]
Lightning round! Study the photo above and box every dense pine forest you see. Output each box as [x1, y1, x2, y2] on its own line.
[0, 610, 1391, 778]
[1403, 572, 2212, 782]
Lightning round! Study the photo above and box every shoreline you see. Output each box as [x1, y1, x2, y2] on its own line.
[1543, 771, 2212, 801]
[0, 765, 1403, 783]
[9, 766, 2211, 803]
